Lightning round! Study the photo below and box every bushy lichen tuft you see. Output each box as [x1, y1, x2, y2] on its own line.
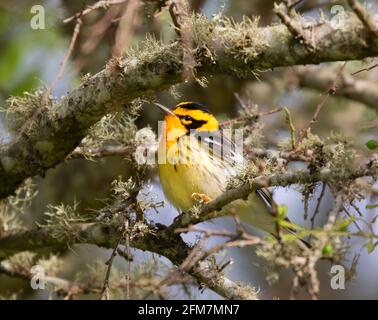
[6, 251, 36, 275]
[40, 201, 94, 242]
[297, 130, 323, 152]
[323, 133, 356, 178]
[211, 15, 267, 77]
[226, 161, 259, 190]
[75, 259, 126, 299]
[111, 177, 139, 200]
[79, 99, 143, 159]
[119, 34, 182, 81]
[216, 16, 265, 60]
[256, 229, 347, 290]
[0, 89, 52, 132]
[73, 257, 177, 299]
[4, 252, 63, 279]
[0, 179, 37, 236]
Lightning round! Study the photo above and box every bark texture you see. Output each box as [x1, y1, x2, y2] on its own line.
[1, 14, 378, 199]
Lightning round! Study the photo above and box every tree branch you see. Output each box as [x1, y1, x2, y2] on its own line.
[296, 67, 378, 111]
[169, 162, 378, 231]
[1, 14, 378, 199]
[67, 145, 138, 159]
[0, 260, 89, 299]
[0, 159, 376, 298]
[0, 222, 258, 299]
[348, 0, 378, 35]
[273, 2, 314, 49]
[67, 143, 311, 162]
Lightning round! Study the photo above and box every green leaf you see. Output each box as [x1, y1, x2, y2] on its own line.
[277, 204, 288, 220]
[366, 203, 378, 209]
[364, 240, 378, 254]
[334, 218, 351, 232]
[365, 139, 378, 150]
[322, 244, 333, 256]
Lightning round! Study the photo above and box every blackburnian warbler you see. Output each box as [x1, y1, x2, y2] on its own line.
[156, 101, 286, 235]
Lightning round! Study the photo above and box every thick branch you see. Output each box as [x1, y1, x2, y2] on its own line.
[1, 161, 376, 298]
[170, 163, 378, 230]
[67, 144, 311, 162]
[0, 223, 257, 300]
[1, 14, 378, 198]
[296, 68, 378, 111]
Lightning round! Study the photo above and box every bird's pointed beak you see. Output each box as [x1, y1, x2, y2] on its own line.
[154, 102, 176, 117]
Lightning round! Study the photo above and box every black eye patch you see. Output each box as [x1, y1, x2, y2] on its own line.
[178, 115, 207, 130]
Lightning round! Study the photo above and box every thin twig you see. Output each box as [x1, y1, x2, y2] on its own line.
[350, 200, 363, 217]
[348, 0, 378, 35]
[117, 247, 133, 261]
[219, 107, 283, 127]
[341, 205, 363, 232]
[302, 62, 347, 136]
[351, 63, 378, 75]
[260, 107, 284, 117]
[75, 5, 123, 70]
[284, 0, 306, 11]
[63, 0, 127, 24]
[274, 2, 314, 49]
[158, 224, 260, 297]
[67, 145, 138, 160]
[296, 66, 378, 111]
[112, 0, 142, 58]
[43, 14, 83, 105]
[18, 6, 85, 138]
[309, 62, 347, 125]
[125, 220, 131, 299]
[283, 107, 297, 150]
[100, 236, 122, 300]
[168, 0, 195, 81]
[310, 182, 326, 229]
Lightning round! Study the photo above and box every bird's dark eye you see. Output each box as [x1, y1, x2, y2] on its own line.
[184, 115, 192, 121]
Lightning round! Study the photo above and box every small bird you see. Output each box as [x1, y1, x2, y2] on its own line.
[156, 101, 285, 236]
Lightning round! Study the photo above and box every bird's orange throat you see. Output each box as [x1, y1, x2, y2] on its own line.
[161, 114, 188, 150]
[158, 109, 220, 165]
[158, 115, 186, 164]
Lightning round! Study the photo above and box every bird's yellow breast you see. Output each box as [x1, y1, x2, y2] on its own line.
[158, 132, 230, 210]
[157, 132, 278, 234]
[156, 102, 283, 236]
